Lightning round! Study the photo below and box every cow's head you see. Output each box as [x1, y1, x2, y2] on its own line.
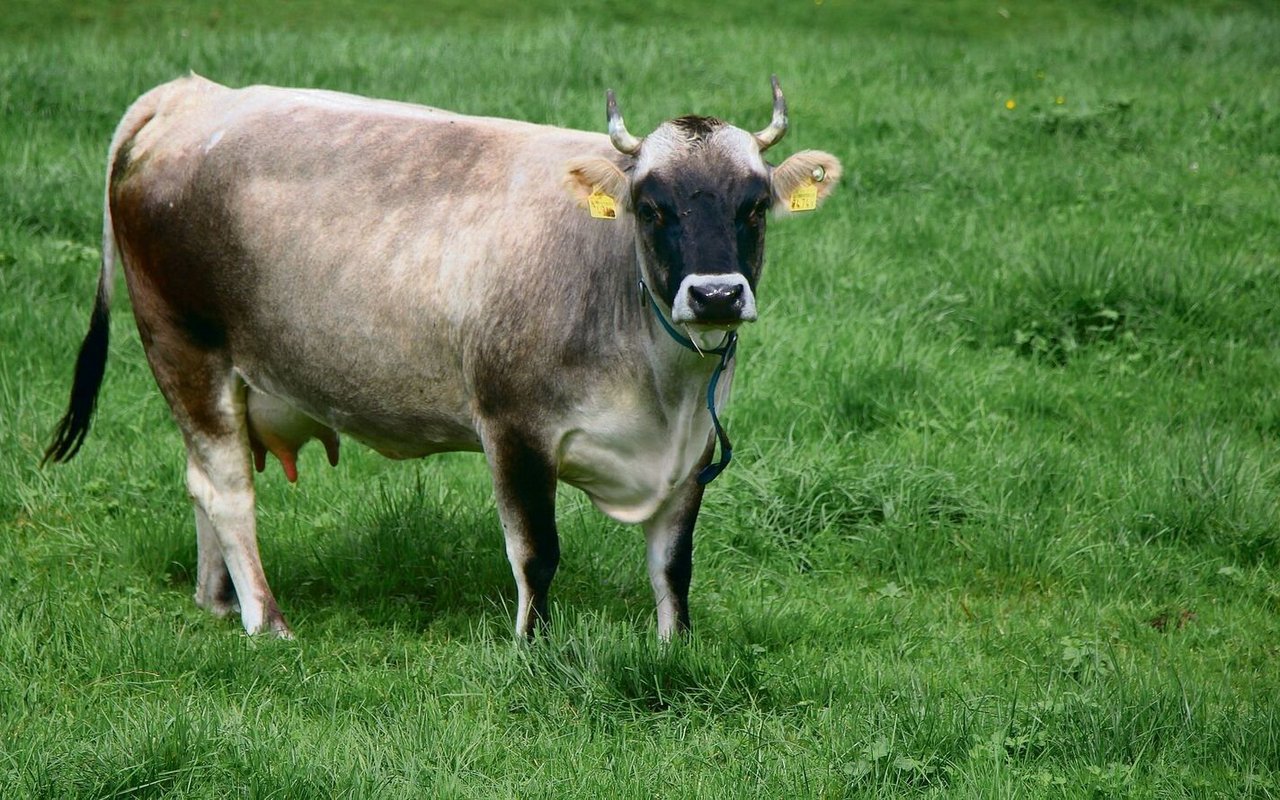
[567, 76, 841, 333]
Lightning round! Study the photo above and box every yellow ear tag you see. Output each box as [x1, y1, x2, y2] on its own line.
[588, 189, 617, 220]
[789, 183, 818, 212]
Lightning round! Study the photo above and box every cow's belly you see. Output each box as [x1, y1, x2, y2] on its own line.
[555, 395, 712, 524]
[235, 365, 482, 459]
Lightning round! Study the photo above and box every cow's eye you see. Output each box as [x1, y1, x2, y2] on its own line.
[744, 198, 769, 227]
[637, 202, 663, 226]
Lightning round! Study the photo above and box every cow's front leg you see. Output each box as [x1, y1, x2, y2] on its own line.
[485, 431, 560, 639]
[644, 470, 708, 641]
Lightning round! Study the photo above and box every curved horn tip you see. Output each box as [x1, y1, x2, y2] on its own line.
[770, 74, 787, 113]
[606, 90, 618, 123]
[754, 74, 789, 151]
[606, 88, 643, 155]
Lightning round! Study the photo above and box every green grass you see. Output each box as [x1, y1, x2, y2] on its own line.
[4, 0, 1280, 796]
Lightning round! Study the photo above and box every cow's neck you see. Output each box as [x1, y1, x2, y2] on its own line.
[637, 280, 737, 485]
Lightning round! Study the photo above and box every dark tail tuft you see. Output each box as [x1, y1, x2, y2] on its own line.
[42, 293, 110, 465]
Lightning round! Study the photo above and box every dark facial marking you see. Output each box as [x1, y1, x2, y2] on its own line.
[633, 166, 772, 308]
[733, 177, 771, 283]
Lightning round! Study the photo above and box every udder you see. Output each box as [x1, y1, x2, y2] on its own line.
[246, 390, 340, 483]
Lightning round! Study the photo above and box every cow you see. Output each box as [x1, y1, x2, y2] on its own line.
[43, 74, 841, 640]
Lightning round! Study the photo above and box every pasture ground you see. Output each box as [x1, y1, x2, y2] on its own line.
[3, 1, 1280, 796]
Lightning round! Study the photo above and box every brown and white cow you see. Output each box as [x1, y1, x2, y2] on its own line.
[45, 74, 841, 639]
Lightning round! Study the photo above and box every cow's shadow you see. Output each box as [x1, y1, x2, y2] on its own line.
[163, 469, 653, 638]
[273, 501, 515, 634]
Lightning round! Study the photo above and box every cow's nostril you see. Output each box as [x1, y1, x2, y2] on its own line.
[672, 275, 755, 325]
[686, 281, 746, 321]
[689, 283, 743, 306]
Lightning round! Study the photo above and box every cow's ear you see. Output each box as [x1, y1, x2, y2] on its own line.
[564, 156, 630, 214]
[771, 150, 842, 215]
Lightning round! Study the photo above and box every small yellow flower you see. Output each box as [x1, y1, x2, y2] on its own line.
[1005, 98, 1017, 110]
[1055, 96, 1066, 105]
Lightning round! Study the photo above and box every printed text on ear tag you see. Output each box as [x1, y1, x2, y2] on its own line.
[789, 184, 818, 212]
[588, 190, 617, 219]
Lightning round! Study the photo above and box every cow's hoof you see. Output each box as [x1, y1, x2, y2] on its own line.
[194, 590, 240, 619]
[266, 615, 295, 640]
[244, 605, 294, 639]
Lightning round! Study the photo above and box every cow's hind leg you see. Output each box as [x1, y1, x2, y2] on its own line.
[182, 402, 291, 637]
[485, 430, 560, 639]
[139, 328, 290, 636]
[193, 505, 238, 617]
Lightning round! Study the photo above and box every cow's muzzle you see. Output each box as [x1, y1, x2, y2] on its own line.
[671, 274, 757, 326]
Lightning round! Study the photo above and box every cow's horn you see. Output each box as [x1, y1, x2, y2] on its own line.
[606, 89, 643, 155]
[753, 74, 788, 151]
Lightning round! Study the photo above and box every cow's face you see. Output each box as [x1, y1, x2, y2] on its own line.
[629, 121, 772, 327]
[566, 77, 842, 332]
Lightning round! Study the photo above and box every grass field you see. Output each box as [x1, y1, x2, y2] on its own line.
[4, 0, 1280, 796]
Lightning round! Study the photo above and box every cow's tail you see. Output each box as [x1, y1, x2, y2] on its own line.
[43, 92, 159, 465]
